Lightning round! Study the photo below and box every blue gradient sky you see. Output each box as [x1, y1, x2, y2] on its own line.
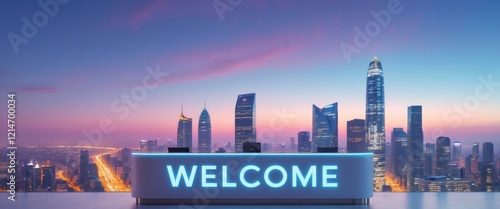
[0, 0, 499, 150]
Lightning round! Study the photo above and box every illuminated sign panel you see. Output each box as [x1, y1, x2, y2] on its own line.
[132, 153, 373, 205]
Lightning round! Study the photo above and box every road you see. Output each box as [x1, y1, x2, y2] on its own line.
[94, 153, 131, 192]
[56, 170, 82, 192]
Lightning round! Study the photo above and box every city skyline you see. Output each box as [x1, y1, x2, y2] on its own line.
[0, 1, 499, 150]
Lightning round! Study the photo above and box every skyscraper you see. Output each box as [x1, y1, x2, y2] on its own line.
[177, 105, 193, 151]
[481, 162, 495, 192]
[235, 93, 256, 153]
[290, 137, 297, 153]
[481, 142, 495, 192]
[140, 139, 158, 152]
[471, 142, 480, 180]
[435, 136, 451, 176]
[79, 150, 89, 187]
[390, 128, 407, 179]
[482, 142, 494, 163]
[424, 143, 435, 176]
[452, 141, 461, 164]
[312, 103, 338, 151]
[198, 102, 212, 153]
[298, 131, 311, 153]
[347, 119, 366, 153]
[407, 106, 424, 192]
[365, 56, 386, 191]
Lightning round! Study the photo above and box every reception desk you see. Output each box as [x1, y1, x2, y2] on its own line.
[132, 153, 373, 205]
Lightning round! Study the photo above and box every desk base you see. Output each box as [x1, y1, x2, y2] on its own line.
[136, 198, 370, 205]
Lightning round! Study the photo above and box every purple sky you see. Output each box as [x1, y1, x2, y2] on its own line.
[0, 0, 499, 151]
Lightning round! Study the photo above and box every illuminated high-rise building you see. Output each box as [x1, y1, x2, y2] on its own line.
[298, 131, 311, 153]
[481, 162, 495, 192]
[140, 139, 158, 152]
[419, 176, 471, 192]
[79, 150, 89, 187]
[235, 93, 256, 153]
[435, 136, 451, 176]
[471, 142, 480, 182]
[198, 102, 212, 153]
[390, 128, 407, 179]
[407, 106, 424, 192]
[481, 142, 495, 192]
[177, 105, 193, 151]
[424, 143, 435, 176]
[41, 166, 55, 191]
[347, 119, 366, 153]
[365, 56, 386, 191]
[452, 141, 461, 164]
[312, 103, 338, 151]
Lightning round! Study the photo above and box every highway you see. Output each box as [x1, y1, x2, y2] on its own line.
[94, 153, 131, 192]
[56, 170, 82, 192]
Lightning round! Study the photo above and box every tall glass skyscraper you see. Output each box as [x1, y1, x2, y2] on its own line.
[198, 102, 212, 153]
[298, 131, 311, 153]
[235, 93, 256, 153]
[312, 102, 338, 152]
[347, 119, 366, 153]
[177, 106, 193, 151]
[407, 106, 424, 192]
[79, 150, 89, 187]
[471, 142, 480, 176]
[365, 56, 386, 191]
[390, 128, 407, 179]
[452, 141, 462, 164]
[482, 142, 494, 163]
[435, 136, 451, 176]
[481, 142, 495, 192]
[481, 141, 495, 191]
[424, 143, 435, 176]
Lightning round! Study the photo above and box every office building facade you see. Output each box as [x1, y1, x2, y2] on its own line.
[365, 56, 386, 191]
[347, 119, 366, 153]
[407, 106, 424, 192]
[235, 93, 256, 153]
[312, 103, 338, 151]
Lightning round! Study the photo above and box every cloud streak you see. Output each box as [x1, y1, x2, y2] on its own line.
[17, 85, 59, 94]
[151, 27, 322, 86]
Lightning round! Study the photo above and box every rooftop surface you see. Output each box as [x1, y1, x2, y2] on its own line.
[1, 192, 499, 209]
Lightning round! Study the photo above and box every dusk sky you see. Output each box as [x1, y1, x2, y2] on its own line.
[1, 0, 499, 150]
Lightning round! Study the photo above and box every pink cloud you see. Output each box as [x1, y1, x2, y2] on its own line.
[105, 0, 216, 30]
[17, 85, 58, 94]
[129, 0, 169, 30]
[151, 27, 323, 85]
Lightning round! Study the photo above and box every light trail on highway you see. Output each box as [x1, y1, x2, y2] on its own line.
[56, 170, 82, 192]
[94, 153, 131, 192]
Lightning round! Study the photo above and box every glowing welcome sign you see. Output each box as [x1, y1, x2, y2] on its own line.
[165, 165, 338, 188]
[132, 153, 373, 205]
